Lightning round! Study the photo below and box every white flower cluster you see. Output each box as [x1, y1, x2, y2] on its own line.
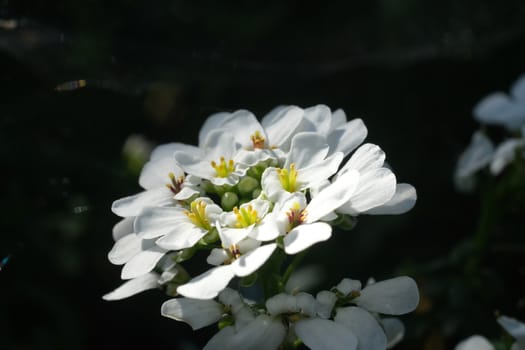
[455, 315, 525, 350]
[162, 277, 419, 350]
[455, 74, 525, 190]
[104, 105, 418, 349]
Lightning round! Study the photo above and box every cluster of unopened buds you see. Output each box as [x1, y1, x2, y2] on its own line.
[105, 105, 419, 349]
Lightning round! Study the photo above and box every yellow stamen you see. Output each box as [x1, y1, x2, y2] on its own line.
[250, 131, 266, 149]
[184, 200, 211, 230]
[277, 163, 298, 192]
[211, 157, 235, 178]
[233, 205, 260, 228]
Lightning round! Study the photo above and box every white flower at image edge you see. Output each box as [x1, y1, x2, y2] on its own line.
[455, 335, 494, 350]
[473, 73, 525, 130]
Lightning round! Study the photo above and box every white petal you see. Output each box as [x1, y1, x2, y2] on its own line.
[108, 233, 142, 265]
[199, 112, 235, 147]
[364, 183, 417, 215]
[121, 245, 167, 279]
[156, 226, 207, 250]
[177, 265, 235, 299]
[285, 132, 329, 170]
[340, 143, 385, 174]
[284, 222, 332, 255]
[174, 151, 216, 180]
[304, 104, 332, 136]
[354, 276, 419, 315]
[260, 167, 284, 202]
[296, 318, 358, 350]
[112, 217, 134, 241]
[335, 307, 387, 350]
[490, 138, 524, 175]
[229, 315, 287, 350]
[203, 326, 235, 350]
[328, 118, 368, 157]
[338, 167, 396, 215]
[382, 318, 405, 349]
[150, 142, 202, 161]
[207, 248, 229, 266]
[219, 110, 266, 149]
[511, 74, 525, 100]
[111, 187, 174, 217]
[218, 226, 252, 248]
[473, 92, 514, 125]
[316, 290, 337, 318]
[262, 106, 304, 149]
[202, 129, 238, 160]
[266, 293, 298, 315]
[331, 108, 347, 129]
[336, 278, 362, 295]
[296, 152, 344, 189]
[295, 292, 318, 317]
[161, 298, 223, 330]
[102, 272, 159, 300]
[455, 131, 494, 178]
[455, 335, 494, 350]
[232, 243, 276, 277]
[497, 316, 525, 342]
[249, 213, 280, 241]
[134, 206, 187, 239]
[305, 169, 359, 222]
[139, 157, 182, 189]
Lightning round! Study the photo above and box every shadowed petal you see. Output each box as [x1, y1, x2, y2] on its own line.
[103, 272, 159, 301]
[296, 318, 358, 350]
[161, 298, 223, 330]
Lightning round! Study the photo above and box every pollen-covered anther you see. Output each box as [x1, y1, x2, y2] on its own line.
[211, 157, 235, 178]
[233, 205, 260, 228]
[165, 172, 184, 194]
[184, 200, 211, 230]
[277, 163, 298, 192]
[250, 131, 266, 149]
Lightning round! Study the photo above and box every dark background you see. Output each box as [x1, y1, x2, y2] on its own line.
[1, 1, 524, 349]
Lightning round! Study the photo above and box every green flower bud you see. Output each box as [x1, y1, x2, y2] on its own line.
[238, 176, 259, 196]
[221, 192, 239, 211]
[252, 188, 261, 198]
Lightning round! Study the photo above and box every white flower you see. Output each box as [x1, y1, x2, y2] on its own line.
[103, 253, 178, 300]
[473, 73, 525, 130]
[112, 143, 201, 217]
[454, 131, 495, 191]
[133, 197, 222, 250]
[498, 315, 525, 350]
[176, 238, 277, 299]
[336, 143, 416, 216]
[175, 129, 249, 186]
[261, 131, 344, 201]
[302, 105, 368, 157]
[336, 276, 420, 315]
[455, 335, 494, 350]
[270, 169, 360, 254]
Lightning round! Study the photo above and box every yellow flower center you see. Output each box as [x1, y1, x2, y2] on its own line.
[184, 200, 211, 230]
[277, 163, 298, 192]
[233, 205, 260, 228]
[165, 172, 184, 194]
[286, 202, 307, 232]
[250, 131, 266, 149]
[211, 157, 235, 178]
